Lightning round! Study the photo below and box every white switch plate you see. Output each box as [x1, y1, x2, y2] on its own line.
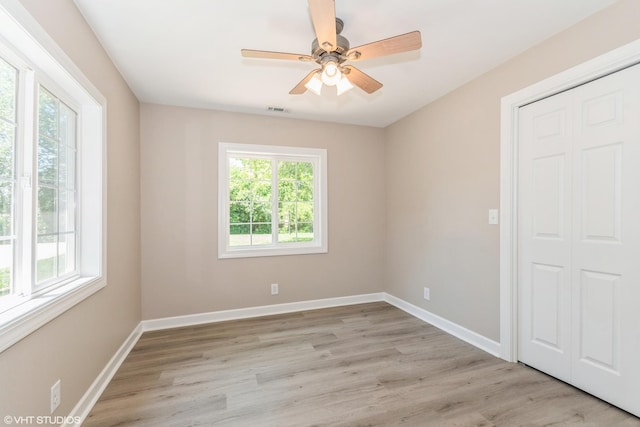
[423, 287, 430, 301]
[488, 209, 499, 225]
[271, 283, 279, 295]
[50, 379, 61, 414]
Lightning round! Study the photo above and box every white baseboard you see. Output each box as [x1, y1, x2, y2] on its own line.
[141, 293, 386, 332]
[69, 292, 501, 425]
[64, 323, 143, 427]
[383, 293, 501, 357]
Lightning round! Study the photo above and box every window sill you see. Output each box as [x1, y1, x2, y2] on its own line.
[0, 276, 105, 353]
[219, 243, 328, 259]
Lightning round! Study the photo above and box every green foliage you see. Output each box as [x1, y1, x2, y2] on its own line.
[229, 157, 315, 245]
[0, 57, 16, 124]
[0, 59, 16, 241]
[0, 265, 10, 296]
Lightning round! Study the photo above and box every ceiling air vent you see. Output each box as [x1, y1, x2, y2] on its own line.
[266, 106, 290, 113]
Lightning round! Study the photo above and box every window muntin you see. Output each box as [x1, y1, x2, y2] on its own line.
[219, 143, 327, 259]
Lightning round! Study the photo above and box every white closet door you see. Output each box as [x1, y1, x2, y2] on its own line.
[518, 90, 573, 382]
[519, 64, 640, 417]
[570, 64, 640, 414]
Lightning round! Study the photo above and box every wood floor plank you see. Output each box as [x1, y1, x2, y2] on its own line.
[83, 302, 640, 426]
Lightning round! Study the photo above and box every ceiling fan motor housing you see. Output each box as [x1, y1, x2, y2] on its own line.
[311, 18, 349, 62]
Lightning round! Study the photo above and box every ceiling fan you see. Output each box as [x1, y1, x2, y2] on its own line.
[241, 0, 422, 96]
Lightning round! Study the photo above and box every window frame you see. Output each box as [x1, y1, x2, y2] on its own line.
[0, 0, 106, 353]
[218, 142, 328, 259]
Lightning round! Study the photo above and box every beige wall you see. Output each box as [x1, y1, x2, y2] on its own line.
[0, 0, 140, 418]
[385, 0, 640, 341]
[140, 104, 386, 319]
[2, 0, 639, 419]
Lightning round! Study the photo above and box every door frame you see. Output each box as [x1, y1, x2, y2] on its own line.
[499, 38, 640, 362]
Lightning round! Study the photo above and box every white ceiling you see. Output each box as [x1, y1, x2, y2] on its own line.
[73, 0, 619, 128]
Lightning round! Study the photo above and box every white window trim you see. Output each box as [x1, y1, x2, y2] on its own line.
[0, 0, 106, 353]
[218, 142, 328, 259]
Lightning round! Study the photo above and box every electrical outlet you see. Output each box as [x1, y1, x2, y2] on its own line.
[271, 283, 279, 295]
[423, 287, 430, 301]
[50, 379, 61, 414]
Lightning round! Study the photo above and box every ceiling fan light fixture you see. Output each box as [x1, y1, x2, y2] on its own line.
[305, 72, 323, 95]
[336, 75, 354, 96]
[321, 61, 342, 86]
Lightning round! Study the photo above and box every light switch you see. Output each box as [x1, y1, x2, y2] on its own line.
[489, 209, 499, 225]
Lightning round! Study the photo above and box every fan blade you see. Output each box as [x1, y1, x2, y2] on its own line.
[290, 69, 320, 94]
[342, 65, 383, 94]
[308, 0, 337, 52]
[241, 49, 314, 62]
[345, 31, 422, 61]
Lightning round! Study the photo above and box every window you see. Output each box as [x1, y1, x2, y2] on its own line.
[0, 1, 105, 353]
[36, 87, 77, 286]
[219, 143, 327, 258]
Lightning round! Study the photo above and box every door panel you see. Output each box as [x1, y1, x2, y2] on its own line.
[579, 270, 620, 373]
[532, 155, 565, 238]
[580, 143, 622, 242]
[530, 263, 564, 351]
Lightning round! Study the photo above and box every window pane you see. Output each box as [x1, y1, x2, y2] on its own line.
[228, 157, 274, 248]
[58, 232, 75, 276]
[278, 199, 315, 243]
[297, 202, 314, 223]
[0, 181, 12, 236]
[36, 234, 56, 283]
[58, 136, 76, 191]
[36, 87, 78, 285]
[296, 223, 314, 242]
[297, 162, 313, 180]
[230, 180, 250, 201]
[251, 224, 272, 246]
[298, 181, 314, 202]
[0, 121, 15, 180]
[250, 159, 271, 180]
[37, 186, 57, 235]
[229, 157, 250, 179]
[229, 224, 250, 247]
[0, 58, 16, 299]
[252, 202, 271, 223]
[278, 180, 296, 202]
[251, 181, 271, 202]
[230, 201, 250, 224]
[0, 57, 17, 121]
[278, 202, 295, 224]
[278, 161, 297, 180]
[59, 103, 76, 150]
[58, 189, 75, 233]
[0, 239, 11, 297]
[38, 135, 58, 185]
[38, 89, 58, 139]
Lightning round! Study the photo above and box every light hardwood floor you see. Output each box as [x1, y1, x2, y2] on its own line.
[84, 302, 640, 426]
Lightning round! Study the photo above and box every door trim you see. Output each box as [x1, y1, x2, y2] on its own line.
[499, 38, 640, 362]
